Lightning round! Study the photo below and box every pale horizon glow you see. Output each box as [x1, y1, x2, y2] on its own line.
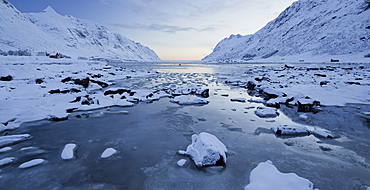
[8, 0, 296, 60]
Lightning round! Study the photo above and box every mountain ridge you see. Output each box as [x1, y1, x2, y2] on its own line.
[203, 0, 370, 62]
[0, 0, 161, 62]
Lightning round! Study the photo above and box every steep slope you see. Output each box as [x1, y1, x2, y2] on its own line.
[203, 0, 370, 62]
[0, 0, 161, 62]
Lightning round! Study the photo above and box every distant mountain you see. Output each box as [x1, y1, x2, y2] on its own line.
[203, 0, 370, 62]
[0, 0, 161, 62]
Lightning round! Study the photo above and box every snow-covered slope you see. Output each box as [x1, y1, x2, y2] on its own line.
[203, 0, 370, 62]
[0, 0, 161, 62]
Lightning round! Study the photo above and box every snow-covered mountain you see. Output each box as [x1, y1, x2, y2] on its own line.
[0, 0, 161, 62]
[203, 0, 370, 62]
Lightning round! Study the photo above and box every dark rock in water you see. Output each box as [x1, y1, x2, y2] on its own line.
[0, 75, 12, 81]
[196, 89, 209, 98]
[314, 74, 327, 77]
[104, 89, 131, 96]
[297, 101, 321, 113]
[61, 77, 73, 83]
[90, 79, 109, 88]
[49, 115, 68, 122]
[66, 108, 78, 113]
[247, 81, 256, 90]
[35, 78, 44, 84]
[49, 88, 81, 94]
[74, 77, 90, 88]
[70, 96, 81, 103]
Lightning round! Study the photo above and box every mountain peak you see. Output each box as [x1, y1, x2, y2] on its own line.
[42, 6, 57, 14]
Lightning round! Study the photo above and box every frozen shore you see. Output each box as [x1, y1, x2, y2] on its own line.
[0, 59, 369, 189]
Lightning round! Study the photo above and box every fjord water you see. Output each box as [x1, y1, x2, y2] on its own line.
[2, 63, 369, 190]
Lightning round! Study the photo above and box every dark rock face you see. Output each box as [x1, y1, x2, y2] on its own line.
[0, 75, 12, 81]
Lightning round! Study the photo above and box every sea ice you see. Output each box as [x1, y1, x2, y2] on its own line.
[61, 143, 77, 160]
[254, 106, 279, 118]
[0, 147, 12, 153]
[182, 132, 227, 167]
[0, 157, 15, 167]
[0, 134, 32, 148]
[271, 125, 310, 135]
[177, 159, 187, 167]
[170, 95, 209, 105]
[244, 160, 318, 190]
[18, 158, 45, 169]
[101, 148, 117, 158]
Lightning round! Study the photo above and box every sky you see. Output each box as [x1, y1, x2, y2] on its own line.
[8, 0, 296, 60]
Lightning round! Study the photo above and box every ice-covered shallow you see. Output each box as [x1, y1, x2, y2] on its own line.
[0, 62, 369, 189]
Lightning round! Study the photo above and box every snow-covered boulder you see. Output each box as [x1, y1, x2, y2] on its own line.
[0, 134, 32, 148]
[271, 125, 310, 136]
[254, 106, 279, 118]
[61, 143, 77, 160]
[181, 132, 227, 167]
[244, 160, 318, 190]
[170, 95, 209, 105]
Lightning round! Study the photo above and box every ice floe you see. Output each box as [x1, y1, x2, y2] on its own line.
[0, 157, 15, 167]
[101, 148, 117, 158]
[170, 95, 209, 105]
[180, 132, 227, 167]
[244, 160, 318, 190]
[254, 106, 279, 118]
[0, 134, 32, 148]
[61, 143, 77, 160]
[177, 159, 187, 167]
[18, 158, 45, 169]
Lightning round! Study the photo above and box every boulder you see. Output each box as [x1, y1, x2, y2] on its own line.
[271, 125, 310, 136]
[182, 132, 227, 167]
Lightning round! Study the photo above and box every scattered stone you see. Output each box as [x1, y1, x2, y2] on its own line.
[19, 158, 45, 169]
[271, 125, 310, 136]
[61, 143, 77, 160]
[181, 132, 227, 167]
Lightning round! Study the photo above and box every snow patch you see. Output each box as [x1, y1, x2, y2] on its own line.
[61, 143, 77, 160]
[101, 148, 117, 158]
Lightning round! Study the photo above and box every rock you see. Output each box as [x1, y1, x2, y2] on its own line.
[35, 78, 44, 84]
[297, 101, 321, 113]
[195, 88, 209, 98]
[254, 106, 279, 118]
[319, 145, 332, 151]
[74, 77, 90, 88]
[101, 148, 117, 158]
[0, 75, 12, 81]
[182, 132, 227, 167]
[18, 158, 45, 169]
[244, 160, 317, 190]
[230, 98, 246, 102]
[0, 134, 32, 148]
[61, 143, 77, 160]
[247, 81, 256, 90]
[261, 87, 283, 99]
[312, 130, 339, 138]
[90, 79, 109, 88]
[271, 125, 310, 136]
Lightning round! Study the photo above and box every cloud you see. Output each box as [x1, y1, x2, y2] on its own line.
[113, 23, 220, 33]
